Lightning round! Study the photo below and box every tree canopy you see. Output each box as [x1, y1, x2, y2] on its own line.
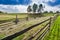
[27, 3, 44, 14]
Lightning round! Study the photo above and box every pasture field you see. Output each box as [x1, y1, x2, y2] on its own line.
[0, 13, 27, 20]
[0, 13, 27, 23]
[44, 16, 60, 40]
[0, 13, 54, 20]
[0, 17, 50, 40]
[0, 13, 57, 40]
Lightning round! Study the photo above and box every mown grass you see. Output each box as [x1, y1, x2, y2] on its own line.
[0, 13, 54, 21]
[0, 34, 5, 39]
[0, 14, 27, 23]
[13, 34, 25, 40]
[12, 19, 49, 40]
[0, 14, 27, 20]
[43, 13, 55, 16]
[44, 16, 60, 40]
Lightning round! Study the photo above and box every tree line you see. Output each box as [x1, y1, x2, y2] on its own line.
[27, 3, 60, 14]
[27, 3, 44, 13]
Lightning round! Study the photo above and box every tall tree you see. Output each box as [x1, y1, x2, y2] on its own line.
[27, 5, 32, 13]
[38, 4, 43, 13]
[32, 3, 38, 13]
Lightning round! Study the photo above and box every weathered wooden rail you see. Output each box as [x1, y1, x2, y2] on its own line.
[1, 14, 58, 40]
[28, 22, 50, 40]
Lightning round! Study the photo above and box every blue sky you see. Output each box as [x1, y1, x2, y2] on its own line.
[0, 0, 32, 5]
[0, 0, 60, 13]
[47, 0, 60, 6]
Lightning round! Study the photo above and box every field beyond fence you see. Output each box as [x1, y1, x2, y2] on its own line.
[0, 14, 58, 40]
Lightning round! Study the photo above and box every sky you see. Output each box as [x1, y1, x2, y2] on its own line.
[0, 0, 60, 13]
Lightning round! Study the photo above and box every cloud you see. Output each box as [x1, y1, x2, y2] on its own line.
[0, 5, 18, 13]
[0, 0, 60, 13]
[0, 5, 28, 13]
[44, 4, 60, 12]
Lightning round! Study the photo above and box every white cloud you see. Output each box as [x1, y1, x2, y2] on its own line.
[0, 0, 60, 13]
[15, 5, 28, 13]
[44, 4, 60, 12]
[0, 5, 28, 13]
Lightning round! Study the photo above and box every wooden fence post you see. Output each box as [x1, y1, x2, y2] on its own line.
[49, 17, 51, 30]
[26, 17, 28, 21]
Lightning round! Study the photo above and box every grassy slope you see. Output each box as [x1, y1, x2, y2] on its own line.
[44, 16, 60, 40]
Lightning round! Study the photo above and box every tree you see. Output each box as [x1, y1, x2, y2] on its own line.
[50, 11, 53, 13]
[0, 11, 3, 13]
[38, 4, 44, 13]
[44, 11, 48, 13]
[32, 3, 38, 13]
[56, 11, 60, 13]
[27, 5, 32, 13]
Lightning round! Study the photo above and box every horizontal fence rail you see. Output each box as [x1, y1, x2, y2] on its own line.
[36, 26, 49, 40]
[28, 22, 50, 40]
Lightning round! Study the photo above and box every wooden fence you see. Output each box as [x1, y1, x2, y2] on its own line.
[1, 14, 58, 40]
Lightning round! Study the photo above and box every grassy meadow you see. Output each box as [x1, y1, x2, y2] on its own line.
[0, 13, 28, 23]
[0, 13, 59, 40]
[0, 13, 54, 20]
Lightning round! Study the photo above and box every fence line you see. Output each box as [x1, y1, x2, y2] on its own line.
[28, 22, 49, 40]
[1, 14, 58, 40]
[1, 18, 50, 40]
[36, 26, 49, 40]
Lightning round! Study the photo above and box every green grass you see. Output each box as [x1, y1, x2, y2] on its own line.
[44, 16, 60, 40]
[0, 14, 27, 20]
[0, 34, 5, 39]
[0, 14, 27, 23]
[0, 13, 55, 21]
[43, 13, 55, 16]
[13, 34, 25, 40]
[0, 13, 54, 23]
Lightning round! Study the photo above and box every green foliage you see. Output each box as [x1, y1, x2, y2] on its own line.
[27, 3, 44, 13]
[28, 13, 43, 17]
[56, 11, 60, 13]
[49, 11, 53, 13]
[27, 5, 32, 12]
[44, 11, 48, 13]
[0, 11, 3, 13]
[38, 4, 43, 13]
[33, 3, 38, 12]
